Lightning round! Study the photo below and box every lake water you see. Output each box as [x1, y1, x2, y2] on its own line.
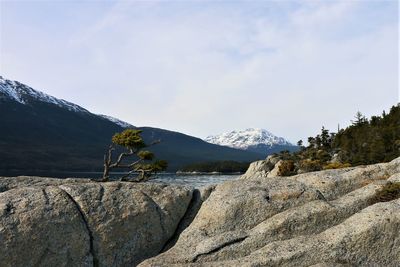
[0, 171, 240, 188]
[151, 173, 239, 188]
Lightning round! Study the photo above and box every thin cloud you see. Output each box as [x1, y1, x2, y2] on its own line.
[1, 1, 398, 143]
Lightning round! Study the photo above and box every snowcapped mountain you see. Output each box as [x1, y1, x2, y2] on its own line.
[0, 76, 89, 113]
[205, 128, 297, 155]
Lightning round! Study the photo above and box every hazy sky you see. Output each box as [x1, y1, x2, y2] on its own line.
[1, 0, 398, 143]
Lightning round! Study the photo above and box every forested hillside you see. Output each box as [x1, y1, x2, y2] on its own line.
[333, 105, 399, 165]
[276, 104, 399, 175]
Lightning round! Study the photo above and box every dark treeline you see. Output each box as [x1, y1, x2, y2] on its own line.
[333, 105, 400, 165]
[179, 160, 250, 173]
[276, 104, 400, 176]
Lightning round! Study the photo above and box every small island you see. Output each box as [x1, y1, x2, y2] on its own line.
[177, 161, 250, 174]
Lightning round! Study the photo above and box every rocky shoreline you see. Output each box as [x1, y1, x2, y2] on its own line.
[1, 157, 399, 266]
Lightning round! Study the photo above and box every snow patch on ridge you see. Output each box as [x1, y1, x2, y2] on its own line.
[0, 76, 88, 113]
[0, 75, 137, 129]
[98, 114, 134, 128]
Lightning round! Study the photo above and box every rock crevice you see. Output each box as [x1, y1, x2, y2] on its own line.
[161, 185, 216, 252]
[59, 187, 98, 267]
[192, 236, 248, 263]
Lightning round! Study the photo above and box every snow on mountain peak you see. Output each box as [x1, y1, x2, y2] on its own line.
[0, 76, 88, 113]
[98, 114, 134, 128]
[0, 76, 136, 129]
[205, 128, 293, 150]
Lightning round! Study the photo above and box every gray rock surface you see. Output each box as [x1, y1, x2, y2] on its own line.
[0, 186, 92, 267]
[0, 177, 194, 267]
[241, 160, 270, 179]
[140, 157, 400, 267]
[241, 155, 279, 179]
[389, 173, 400, 183]
[267, 159, 284, 178]
[0, 176, 89, 193]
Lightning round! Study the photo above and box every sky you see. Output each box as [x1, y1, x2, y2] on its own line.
[0, 0, 398, 143]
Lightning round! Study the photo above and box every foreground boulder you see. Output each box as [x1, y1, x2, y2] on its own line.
[140, 157, 400, 266]
[0, 177, 193, 267]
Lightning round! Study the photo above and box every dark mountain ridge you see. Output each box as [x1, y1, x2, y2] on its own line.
[0, 76, 263, 173]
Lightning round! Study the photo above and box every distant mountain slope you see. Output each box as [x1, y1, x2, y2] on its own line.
[0, 76, 263, 173]
[205, 128, 298, 155]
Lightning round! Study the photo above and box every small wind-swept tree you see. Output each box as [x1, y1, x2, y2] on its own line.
[101, 129, 167, 182]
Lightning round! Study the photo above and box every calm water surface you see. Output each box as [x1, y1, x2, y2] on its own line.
[151, 173, 239, 188]
[0, 171, 240, 188]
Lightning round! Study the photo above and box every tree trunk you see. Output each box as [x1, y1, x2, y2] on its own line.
[103, 164, 110, 180]
[102, 153, 110, 181]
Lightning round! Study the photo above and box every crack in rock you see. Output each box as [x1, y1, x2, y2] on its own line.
[41, 188, 50, 206]
[192, 236, 248, 263]
[140, 190, 166, 240]
[59, 188, 98, 267]
[98, 185, 105, 203]
[160, 189, 201, 252]
[161, 186, 217, 253]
